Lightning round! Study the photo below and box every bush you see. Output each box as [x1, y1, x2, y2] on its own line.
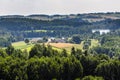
[82, 75, 104, 80]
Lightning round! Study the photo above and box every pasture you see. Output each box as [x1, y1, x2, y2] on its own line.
[12, 41, 34, 51]
[12, 39, 99, 53]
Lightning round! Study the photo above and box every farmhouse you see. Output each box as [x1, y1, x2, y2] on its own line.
[30, 37, 42, 43]
[92, 29, 110, 35]
[48, 37, 66, 43]
[29, 37, 67, 43]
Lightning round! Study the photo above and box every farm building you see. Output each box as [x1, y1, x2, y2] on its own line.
[92, 29, 110, 35]
[30, 37, 42, 43]
[48, 37, 66, 43]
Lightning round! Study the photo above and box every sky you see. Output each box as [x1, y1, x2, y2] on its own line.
[0, 0, 120, 15]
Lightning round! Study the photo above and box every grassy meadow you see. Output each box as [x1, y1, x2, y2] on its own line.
[12, 41, 34, 51]
[12, 39, 99, 53]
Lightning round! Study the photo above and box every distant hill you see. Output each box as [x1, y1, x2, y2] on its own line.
[1, 12, 120, 21]
[0, 12, 120, 37]
[0, 12, 120, 47]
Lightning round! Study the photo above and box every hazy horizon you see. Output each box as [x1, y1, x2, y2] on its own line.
[0, 0, 120, 15]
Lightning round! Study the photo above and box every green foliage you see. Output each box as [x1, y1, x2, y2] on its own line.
[29, 44, 58, 58]
[0, 33, 11, 47]
[71, 35, 82, 44]
[6, 45, 15, 55]
[1, 35, 120, 80]
[29, 44, 44, 58]
[0, 49, 8, 57]
[80, 55, 100, 76]
[24, 39, 29, 44]
[82, 75, 104, 80]
[71, 47, 76, 55]
[96, 60, 120, 80]
[8, 59, 28, 80]
[83, 40, 91, 50]
[12, 49, 29, 59]
[61, 56, 83, 80]
[61, 49, 68, 57]
[27, 56, 83, 80]
[95, 35, 120, 58]
[0, 57, 28, 80]
[97, 54, 110, 61]
[1, 13, 120, 80]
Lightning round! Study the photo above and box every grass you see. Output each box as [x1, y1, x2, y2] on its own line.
[52, 46, 63, 52]
[12, 41, 34, 52]
[24, 30, 53, 33]
[63, 43, 83, 52]
[34, 30, 47, 32]
[47, 43, 73, 48]
[12, 41, 83, 53]
[90, 39, 99, 48]
[46, 42, 84, 53]
[12, 39, 99, 53]
[47, 39, 99, 52]
[24, 30, 47, 32]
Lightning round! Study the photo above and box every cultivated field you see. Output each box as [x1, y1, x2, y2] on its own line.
[46, 43, 73, 48]
[12, 39, 99, 53]
[46, 42, 83, 53]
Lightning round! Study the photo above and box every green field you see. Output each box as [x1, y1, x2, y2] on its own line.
[49, 39, 99, 53]
[90, 39, 99, 48]
[62, 42, 84, 52]
[12, 41, 34, 51]
[23, 30, 53, 33]
[12, 39, 99, 53]
[46, 43, 83, 53]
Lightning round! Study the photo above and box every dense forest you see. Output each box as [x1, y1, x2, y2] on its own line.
[1, 43, 120, 80]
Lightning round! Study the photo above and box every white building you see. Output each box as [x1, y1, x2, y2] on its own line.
[92, 29, 110, 35]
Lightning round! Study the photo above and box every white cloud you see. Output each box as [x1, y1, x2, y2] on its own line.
[0, 0, 120, 15]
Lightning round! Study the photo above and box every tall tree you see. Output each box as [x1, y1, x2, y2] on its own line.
[24, 39, 29, 44]
[6, 45, 15, 55]
[71, 35, 82, 44]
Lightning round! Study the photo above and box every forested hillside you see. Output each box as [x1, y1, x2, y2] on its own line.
[0, 13, 120, 80]
[0, 12, 120, 47]
[1, 13, 120, 31]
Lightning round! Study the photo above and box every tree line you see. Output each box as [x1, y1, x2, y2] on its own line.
[0, 44, 120, 80]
